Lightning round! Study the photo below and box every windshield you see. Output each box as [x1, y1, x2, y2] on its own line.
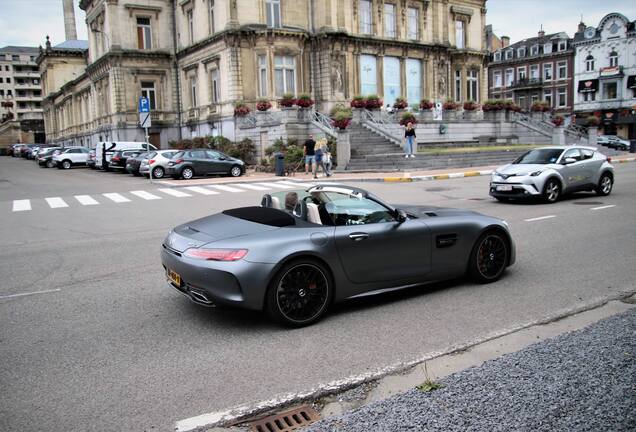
[513, 149, 563, 165]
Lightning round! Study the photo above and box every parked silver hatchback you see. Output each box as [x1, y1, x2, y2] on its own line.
[490, 146, 614, 203]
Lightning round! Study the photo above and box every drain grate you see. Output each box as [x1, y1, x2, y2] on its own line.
[248, 406, 320, 432]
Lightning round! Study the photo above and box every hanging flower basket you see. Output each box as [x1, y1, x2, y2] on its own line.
[350, 95, 366, 109]
[256, 99, 272, 111]
[295, 94, 314, 108]
[552, 115, 564, 127]
[393, 97, 408, 110]
[365, 94, 383, 110]
[279, 93, 296, 108]
[330, 105, 353, 130]
[399, 111, 417, 126]
[233, 103, 251, 117]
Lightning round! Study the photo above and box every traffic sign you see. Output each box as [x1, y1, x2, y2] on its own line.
[139, 112, 151, 128]
[139, 96, 150, 113]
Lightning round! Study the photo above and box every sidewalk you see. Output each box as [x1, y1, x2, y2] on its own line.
[157, 155, 636, 187]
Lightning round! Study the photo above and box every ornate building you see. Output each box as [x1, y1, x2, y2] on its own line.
[40, 0, 487, 147]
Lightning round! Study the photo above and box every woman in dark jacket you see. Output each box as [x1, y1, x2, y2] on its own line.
[404, 122, 416, 158]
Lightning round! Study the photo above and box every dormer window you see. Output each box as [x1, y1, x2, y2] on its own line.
[544, 42, 552, 54]
[505, 50, 513, 60]
[585, 55, 594, 72]
[517, 47, 526, 58]
[530, 45, 539, 56]
[557, 40, 567, 51]
[609, 51, 618, 67]
[494, 52, 501, 62]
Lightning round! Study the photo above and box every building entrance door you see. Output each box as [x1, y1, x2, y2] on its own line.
[149, 132, 161, 149]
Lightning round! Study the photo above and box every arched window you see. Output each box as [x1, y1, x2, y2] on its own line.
[585, 55, 594, 72]
[609, 51, 618, 67]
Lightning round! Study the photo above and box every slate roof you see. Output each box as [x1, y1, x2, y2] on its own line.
[0, 45, 40, 54]
[53, 40, 89, 50]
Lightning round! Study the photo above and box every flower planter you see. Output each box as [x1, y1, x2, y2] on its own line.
[419, 110, 434, 122]
[443, 110, 457, 121]
[464, 110, 479, 121]
[281, 106, 297, 122]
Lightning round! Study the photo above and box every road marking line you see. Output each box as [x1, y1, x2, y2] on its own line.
[102, 193, 131, 203]
[158, 188, 192, 198]
[524, 215, 556, 222]
[45, 197, 69, 208]
[235, 183, 269, 191]
[591, 205, 616, 211]
[130, 190, 162, 200]
[433, 174, 450, 180]
[75, 195, 99, 206]
[464, 171, 481, 177]
[184, 186, 219, 195]
[209, 185, 245, 193]
[12, 200, 31, 212]
[256, 182, 295, 189]
[0, 288, 61, 300]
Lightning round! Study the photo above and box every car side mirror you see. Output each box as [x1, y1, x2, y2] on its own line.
[395, 209, 408, 223]
[219, 156, 226, 160]
[563, 157, 576, 165]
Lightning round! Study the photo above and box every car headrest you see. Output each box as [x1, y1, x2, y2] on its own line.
[292, 200, 308, 220]
[261, 194, 273, 208]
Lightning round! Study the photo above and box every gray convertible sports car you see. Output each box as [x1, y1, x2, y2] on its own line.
[161, 184, 515, 326]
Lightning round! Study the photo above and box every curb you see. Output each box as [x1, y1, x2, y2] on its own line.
[381, 169, 493, 183]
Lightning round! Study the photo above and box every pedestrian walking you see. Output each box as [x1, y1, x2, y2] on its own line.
[404, 122, 416, 158]
[313, 139, 332, 178]
[303, 134, 316, 175]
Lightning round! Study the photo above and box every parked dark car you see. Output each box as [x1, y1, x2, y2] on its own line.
[11, 144, 26, 157]
[19, 144, 37, 158]
[37, 147, 62, 168]
[166, 149, 245, 180]
[125, 151, 150, 176]
[108, 149, 147, 172]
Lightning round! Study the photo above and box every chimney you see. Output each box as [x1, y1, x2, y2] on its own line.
[538, 30, 545, 37]
[578, 21, 586, 33]
[63, 0, 78, 41]
[501, 36, 510, 48]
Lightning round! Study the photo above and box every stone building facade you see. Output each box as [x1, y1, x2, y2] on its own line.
[40, 0, 488, 149]
[572, 12, 636, 139]
[487, 30, 574, 115]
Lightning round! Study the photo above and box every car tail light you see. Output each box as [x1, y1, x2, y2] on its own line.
[174, 159, 183, 164]
[183, 248, 248, 261]
[148, 159, 155, 165]
[112, 156, 120, 161]
[606, 157, 612, 163]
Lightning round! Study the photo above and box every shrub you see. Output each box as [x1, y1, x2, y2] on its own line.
[586, 116, 600, 126]
[365, 94, 383, 110]
[463, 101, 479, 111]
[233, 102, 250, 117]
[442, 99, 458, 110]
[393, 97, 408, 110]
[295, 93, 314, 108]
[420, 99, 434, 110]
[552, 115, 564, 127]
[279, 93, 296, 107]
[399, 111, 417, 126]
[256, 99, 272, 111]
[350, 95, 366, 109]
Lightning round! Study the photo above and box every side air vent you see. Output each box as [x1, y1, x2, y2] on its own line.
[425, 211, 438, 217]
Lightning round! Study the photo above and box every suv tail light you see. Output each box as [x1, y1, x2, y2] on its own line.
[174, 159, 183, 164]
[148, 159, 155, 165]
[112, 155, 120, 162]
[183, 248, 248, 261]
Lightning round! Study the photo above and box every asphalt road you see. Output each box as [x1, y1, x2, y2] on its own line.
[1, 157, 635, 432]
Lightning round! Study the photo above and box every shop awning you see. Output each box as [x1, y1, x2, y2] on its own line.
[577, 79, 598, 93]
[627, 75, 636, 89]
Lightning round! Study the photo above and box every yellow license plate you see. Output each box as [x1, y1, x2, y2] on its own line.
[167, 268, 181, 287]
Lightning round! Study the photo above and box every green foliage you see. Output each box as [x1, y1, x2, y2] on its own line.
[416, 380, 443, 393]
[265, 137, 304, 169]
[169, 135, 255, 164]
[330, 104, 352, 118]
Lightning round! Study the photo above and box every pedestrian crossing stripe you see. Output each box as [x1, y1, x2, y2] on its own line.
[9, 182, 311, 212]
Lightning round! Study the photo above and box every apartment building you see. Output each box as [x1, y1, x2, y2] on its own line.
[572, 12, 636, 139]
[40, 0, 488, 147]
[487, 30, 574, 115]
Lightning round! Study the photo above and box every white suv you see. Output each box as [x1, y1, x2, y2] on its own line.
[53, 147, 90, 169]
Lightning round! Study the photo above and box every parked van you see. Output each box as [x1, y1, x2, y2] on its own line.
[95, 141, 156, 170]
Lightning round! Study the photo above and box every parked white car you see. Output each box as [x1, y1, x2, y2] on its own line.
[95, 141, 156, 170]
[52, 147, 90, 169]
[139, 149, 180, 179]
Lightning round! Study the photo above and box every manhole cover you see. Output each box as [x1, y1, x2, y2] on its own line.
[572, 201, 603, 205]
[248, 405, 320, 432]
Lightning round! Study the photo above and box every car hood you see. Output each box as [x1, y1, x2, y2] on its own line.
[165, 213, 280, 252]
[494, 163, 558, 175]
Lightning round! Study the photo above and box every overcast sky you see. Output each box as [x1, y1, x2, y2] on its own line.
[1, 0, 635, 48]
[487, 0, 636, 42]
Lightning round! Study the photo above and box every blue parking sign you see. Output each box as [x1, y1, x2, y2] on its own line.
[139, 96, 150, 113]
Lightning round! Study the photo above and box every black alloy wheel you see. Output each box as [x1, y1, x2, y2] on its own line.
[543, 179, 560, 203]
[152, 166, 164, 179]
[596, 173, 613, 196]
[181, 167, 194, 180]
[266, 260, 332, 327]
[468, 231, 509, 283]
[229, 165, 242, 177]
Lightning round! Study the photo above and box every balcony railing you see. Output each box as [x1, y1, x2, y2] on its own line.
[509, 78, 543, 90]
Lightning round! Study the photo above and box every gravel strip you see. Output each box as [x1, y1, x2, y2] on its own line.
[306, 309, 636, 432]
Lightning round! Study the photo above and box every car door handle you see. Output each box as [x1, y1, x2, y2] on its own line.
[349, 233, 369, 241]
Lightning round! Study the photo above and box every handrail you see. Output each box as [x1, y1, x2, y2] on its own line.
[312, 110, 337, 138]
[360, 109, 402, 144]
[510, 111, 553, 136]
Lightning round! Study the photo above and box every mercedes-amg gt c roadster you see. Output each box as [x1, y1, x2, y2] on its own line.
[161, 184, 515, 326]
